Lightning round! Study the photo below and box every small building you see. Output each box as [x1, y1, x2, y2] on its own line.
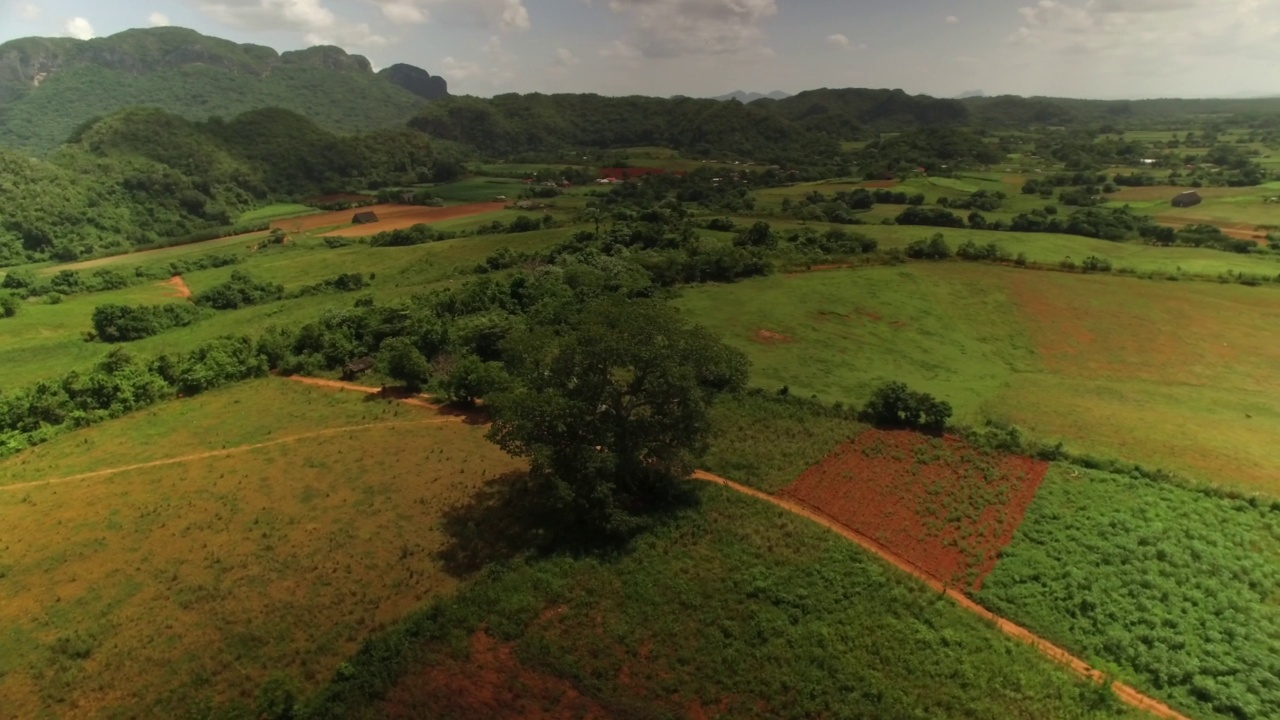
[1171, 191, 1202, 209]
[342, 357, 376, 381]
[352, 211, 380, 224]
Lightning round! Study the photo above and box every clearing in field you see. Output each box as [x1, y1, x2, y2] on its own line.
[269, 202, 505, 235]
[0, 379, 523, 718]
[782, 430, 1047, 591]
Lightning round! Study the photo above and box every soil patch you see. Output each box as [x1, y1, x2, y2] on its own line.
[752, 329, 794, 344]
[378, 631, 610, 720]
[781, 430, 1048, 592]
[161, 275, 192, 300]
[270, 202, 505, 235]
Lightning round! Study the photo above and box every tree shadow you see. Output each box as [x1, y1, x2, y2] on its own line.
[436, 471, 561, 578]
[361, 385, 491, 426]
[436, 469, 705, 579]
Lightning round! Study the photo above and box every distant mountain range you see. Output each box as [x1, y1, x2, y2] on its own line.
[0, 27, 449, 153]
[713, 90, 792, 103]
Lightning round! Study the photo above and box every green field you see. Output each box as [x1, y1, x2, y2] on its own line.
[426, 177, 535, 203]
[981, 466, 1280, 720]
[308, 484, 1141, 720]
[678, 263, 1280, 494]
[238, 204, 321, 225]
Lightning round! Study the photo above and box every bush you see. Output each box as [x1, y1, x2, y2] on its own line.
[379, 337, 431, 391]
[0, 292, 19, 318]
[195, 271, 285, 310]
[860, 382, 952, 435]
[91, 303, 207, 342]
[905, 233, 952, 260]
[895, 206, 966, 229]
[1080, 255, 1113, 273]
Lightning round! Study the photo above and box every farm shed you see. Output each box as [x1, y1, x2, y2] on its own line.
[342, 356, 376, 380]
[1171, 191, 1202, 208]
[352, 211, 380, 224]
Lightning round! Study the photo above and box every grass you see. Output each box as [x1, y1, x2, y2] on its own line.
[307, 485, 1142, 720]
[701, 390, 865, 493]
[426, 177, 532, 203]
[238, 204, 320, 225]
[0, 378, 522, 718]
[980, 465, 1280, 720]
[679, 262, 1280, 495]
[0, 226, 579, 387]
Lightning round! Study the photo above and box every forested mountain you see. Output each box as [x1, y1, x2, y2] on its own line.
[0, 107, 465, 264]
[0, 27, 447, 153]
[408, 93, 841, 164]
[713, 90, 791, 103]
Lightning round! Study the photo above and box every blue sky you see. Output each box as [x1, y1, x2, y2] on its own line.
[1, 0, 1278, 99]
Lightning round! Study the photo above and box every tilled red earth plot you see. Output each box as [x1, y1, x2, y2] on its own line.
[781, 430, 1048, 592]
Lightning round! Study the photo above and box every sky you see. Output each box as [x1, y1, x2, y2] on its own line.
[0, 0, 1278, 99]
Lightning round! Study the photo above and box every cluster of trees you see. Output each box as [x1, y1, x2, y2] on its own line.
[194, 271, 285, 310]
[0, 338, 268, 456]
[860, 382, 953, 435]
[90, 303, 208, 342]
[856, 128, 1006, 178]
[938, 189, 1006, 211]
[781, 187, 927, 225]
[294, 273, 371, 297]
[896, 206, 968, 229]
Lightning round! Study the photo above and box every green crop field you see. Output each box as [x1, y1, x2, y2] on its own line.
[0, 379, 524, 718]
[307, 484, 1141, 720]
[678, 262, 1280, 494]
[981, 466, 1280, 720]
[426, 177, 534, 203]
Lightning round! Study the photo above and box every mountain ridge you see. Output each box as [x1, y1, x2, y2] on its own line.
[0, 26, 449, 153]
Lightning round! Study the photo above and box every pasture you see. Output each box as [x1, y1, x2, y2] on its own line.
[0, 379, 521, 718]
[309, 484, 1141, 720]
[678, 263, 1280, 494]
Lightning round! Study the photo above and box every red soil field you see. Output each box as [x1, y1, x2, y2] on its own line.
[781, 430, 1048, 592]
[379, 631, 610, 719]
[270, 202, 506, 236]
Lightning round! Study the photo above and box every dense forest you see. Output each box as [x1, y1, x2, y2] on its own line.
[0, 27, 446, 152]
[0, 107, 465, 264]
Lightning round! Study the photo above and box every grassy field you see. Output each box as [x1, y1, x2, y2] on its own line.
[0, 379, 522, 718]
[0, 226, 579, 388]
[238, 203, 320, 225]
[426, 177, 533, 203]
[309, 485, 1142, 720]
[981, 466, 1280, 720]
[679, 262, 1280, 494]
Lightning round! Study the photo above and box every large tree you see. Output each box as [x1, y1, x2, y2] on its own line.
[487, 298, 749, 541]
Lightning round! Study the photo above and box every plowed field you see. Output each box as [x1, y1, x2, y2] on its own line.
[781, 430, 1048, 591]
[270, 202, 506, 235]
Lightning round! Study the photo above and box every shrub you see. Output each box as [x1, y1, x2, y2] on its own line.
[91, 303, 207, 342]
[1080, 255, 1113, 273]
[859, 382, 952, 435]
[0, 292, 19, 318]
[195, 271, 285, 310]
[905, 233, 952, 260]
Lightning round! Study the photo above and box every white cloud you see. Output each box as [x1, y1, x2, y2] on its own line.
[440, 55, 483, 80]
[62, 16, 95, 39]
[440, 34, 517, 89]
[946, 15, 960, 24]
[16, 2, 40, 20]
[367, 0, 530, 32]
[197, 0, 336, 32]
[554, 47, 580, 66]
[148, 11, 171, 26]
[826, 33, 865, 51]
[305, 23, 390, 48]
[604, 0, 778, 58]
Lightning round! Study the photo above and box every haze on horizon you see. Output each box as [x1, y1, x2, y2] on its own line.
[0, 0, 1277, 101]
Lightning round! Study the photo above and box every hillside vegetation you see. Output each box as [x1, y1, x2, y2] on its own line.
[0, 27, 446, 153]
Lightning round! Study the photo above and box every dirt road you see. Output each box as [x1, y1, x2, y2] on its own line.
[691, 470, 1190, 720]
[162, 275, 192, 299]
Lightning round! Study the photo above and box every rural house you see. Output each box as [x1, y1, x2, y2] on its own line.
[1171, 191, 1202, 208]
[352, 211, 380, 224]
[342, 357, 376, 380]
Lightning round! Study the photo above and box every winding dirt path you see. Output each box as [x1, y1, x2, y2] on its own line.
[0, 419, 460, 494]
[691, 470, 1190, 720]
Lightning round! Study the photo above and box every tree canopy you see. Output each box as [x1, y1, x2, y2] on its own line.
[486, 298, 749, 540]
